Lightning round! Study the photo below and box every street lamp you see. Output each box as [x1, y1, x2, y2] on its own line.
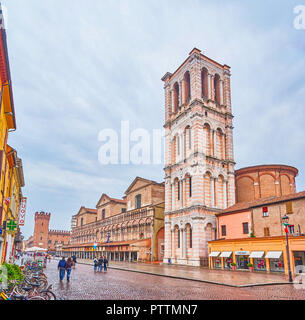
[282, 214, 293, 283]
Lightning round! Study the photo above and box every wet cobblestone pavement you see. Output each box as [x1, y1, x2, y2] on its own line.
[44, 260, 305, 300]
[76, 258, 290, 287]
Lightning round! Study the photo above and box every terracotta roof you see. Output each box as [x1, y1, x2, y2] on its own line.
[84, 208, 97, 214]
[235, 164, 298, 176]
[124, 176, 163, 194]
[219, 191, 305, 215]
[96, 193, 126, 208]
[109, 197, 127, 204]
[76, 207, 97, 216]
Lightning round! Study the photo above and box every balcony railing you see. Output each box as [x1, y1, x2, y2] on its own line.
[73, 206, 153, 233]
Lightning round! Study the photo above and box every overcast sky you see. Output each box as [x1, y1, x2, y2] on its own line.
[3, 0, 305, 239]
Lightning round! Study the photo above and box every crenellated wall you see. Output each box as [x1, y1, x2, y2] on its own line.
[28, 211, 71, 251]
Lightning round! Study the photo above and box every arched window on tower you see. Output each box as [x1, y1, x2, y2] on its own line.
[203, 123, 212, 156]
[201, 68, 208, 98]
[184, 71, 191, 103]
[214, 74, 220, 104]
[173, 82, 179, 112]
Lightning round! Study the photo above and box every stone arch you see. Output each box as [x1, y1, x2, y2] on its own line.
[173, 177, 180, 209]
[236, 176, 255, 203]
[185, 223, 192, 252]
[184, 125, 192, 157]
[171, 135, 177, 164]
[214, 73, 221, 104]
[204, 222, 215, 242]
[280, 174, 291, 196]
[215, 127, 225, 160]
[216, 174, 225, 209]
[183, 71, 191, 103]
[204, 171, 212, 207]
[173, 224, 180, 257]
[201, 67, 208, 98]
[184, 173, 192, 206]
[173, 82, 179, 113]
[260, 173, 276, 198]
[203, 123, 212, 156]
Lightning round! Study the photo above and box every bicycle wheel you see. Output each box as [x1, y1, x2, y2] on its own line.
[42, 290, 56, 300]
[28, 295, 47, 300]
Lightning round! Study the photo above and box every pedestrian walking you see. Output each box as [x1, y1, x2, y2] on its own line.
[103, 256, 108, 272]
[93, 257, 98, 272]
[98, 256, 104, 272]
[58, 257, 67, 282]
[66, 257, 73, 282]
[72, 255, 77, 269]
[43, 255, 47, 268]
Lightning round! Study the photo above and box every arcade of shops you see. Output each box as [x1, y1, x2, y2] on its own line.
[59, 238, 152, 262]
[208, 235, 305, 275]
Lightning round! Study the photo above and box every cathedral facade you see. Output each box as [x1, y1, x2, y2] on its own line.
[162, 48, 235, 266]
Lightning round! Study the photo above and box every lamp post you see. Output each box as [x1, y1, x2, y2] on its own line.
[282, 214, 293, 283]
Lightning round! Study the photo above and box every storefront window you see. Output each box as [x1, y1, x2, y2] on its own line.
[294, 251, 305, 273]
[254, 258, 266, 271]
[213, 257, 222, 269]
[270, 258, 285, 273]
[236, 255, 249, 269]
[224, 257, 233, 269]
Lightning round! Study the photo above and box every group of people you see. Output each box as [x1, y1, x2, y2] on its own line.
[58, 255, 109, 281]
[93, 256, 109, 272]
[57, 255, 77, 282]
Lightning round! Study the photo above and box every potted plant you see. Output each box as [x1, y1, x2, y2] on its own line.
[230, 262, 236, 270]
[247, 263, 254, 272]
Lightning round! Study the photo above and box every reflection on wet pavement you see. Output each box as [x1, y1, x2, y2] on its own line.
[43, 260, 305, 300]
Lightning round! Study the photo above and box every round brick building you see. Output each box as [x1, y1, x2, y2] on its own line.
[235, 164, 298, 203]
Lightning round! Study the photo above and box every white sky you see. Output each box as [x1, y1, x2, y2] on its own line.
[3, 0, 305, 238]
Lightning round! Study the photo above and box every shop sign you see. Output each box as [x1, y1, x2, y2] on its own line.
[235, 251, 250, 256]
[6, 220, 18, 233]
[18, 197, 27, 226]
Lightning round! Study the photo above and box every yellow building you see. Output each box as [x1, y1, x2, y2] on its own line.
[1, 146, 24, 263]
[0, 10, 25, 263]
[208, 236, 305, 276]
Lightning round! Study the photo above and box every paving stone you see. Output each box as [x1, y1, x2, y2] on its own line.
[44, 260, 305, 300]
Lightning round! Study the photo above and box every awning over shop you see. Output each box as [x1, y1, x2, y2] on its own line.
[265, 251, 283, 259]
[219, 251, 232, 258]
[249, 251, 265, 258]
[235, 251, 250, 256]
[209, 251, 220, 257]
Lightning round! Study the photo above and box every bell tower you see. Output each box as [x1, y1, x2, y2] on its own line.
[162, 48, 235, 266]
[33, 212, 50, 249]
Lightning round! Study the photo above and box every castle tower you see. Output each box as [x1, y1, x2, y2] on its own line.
[33, 212, 51, 249]
[162, 48, 235, 266]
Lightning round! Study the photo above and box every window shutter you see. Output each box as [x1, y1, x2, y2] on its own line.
[286, 201, 293, 214]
